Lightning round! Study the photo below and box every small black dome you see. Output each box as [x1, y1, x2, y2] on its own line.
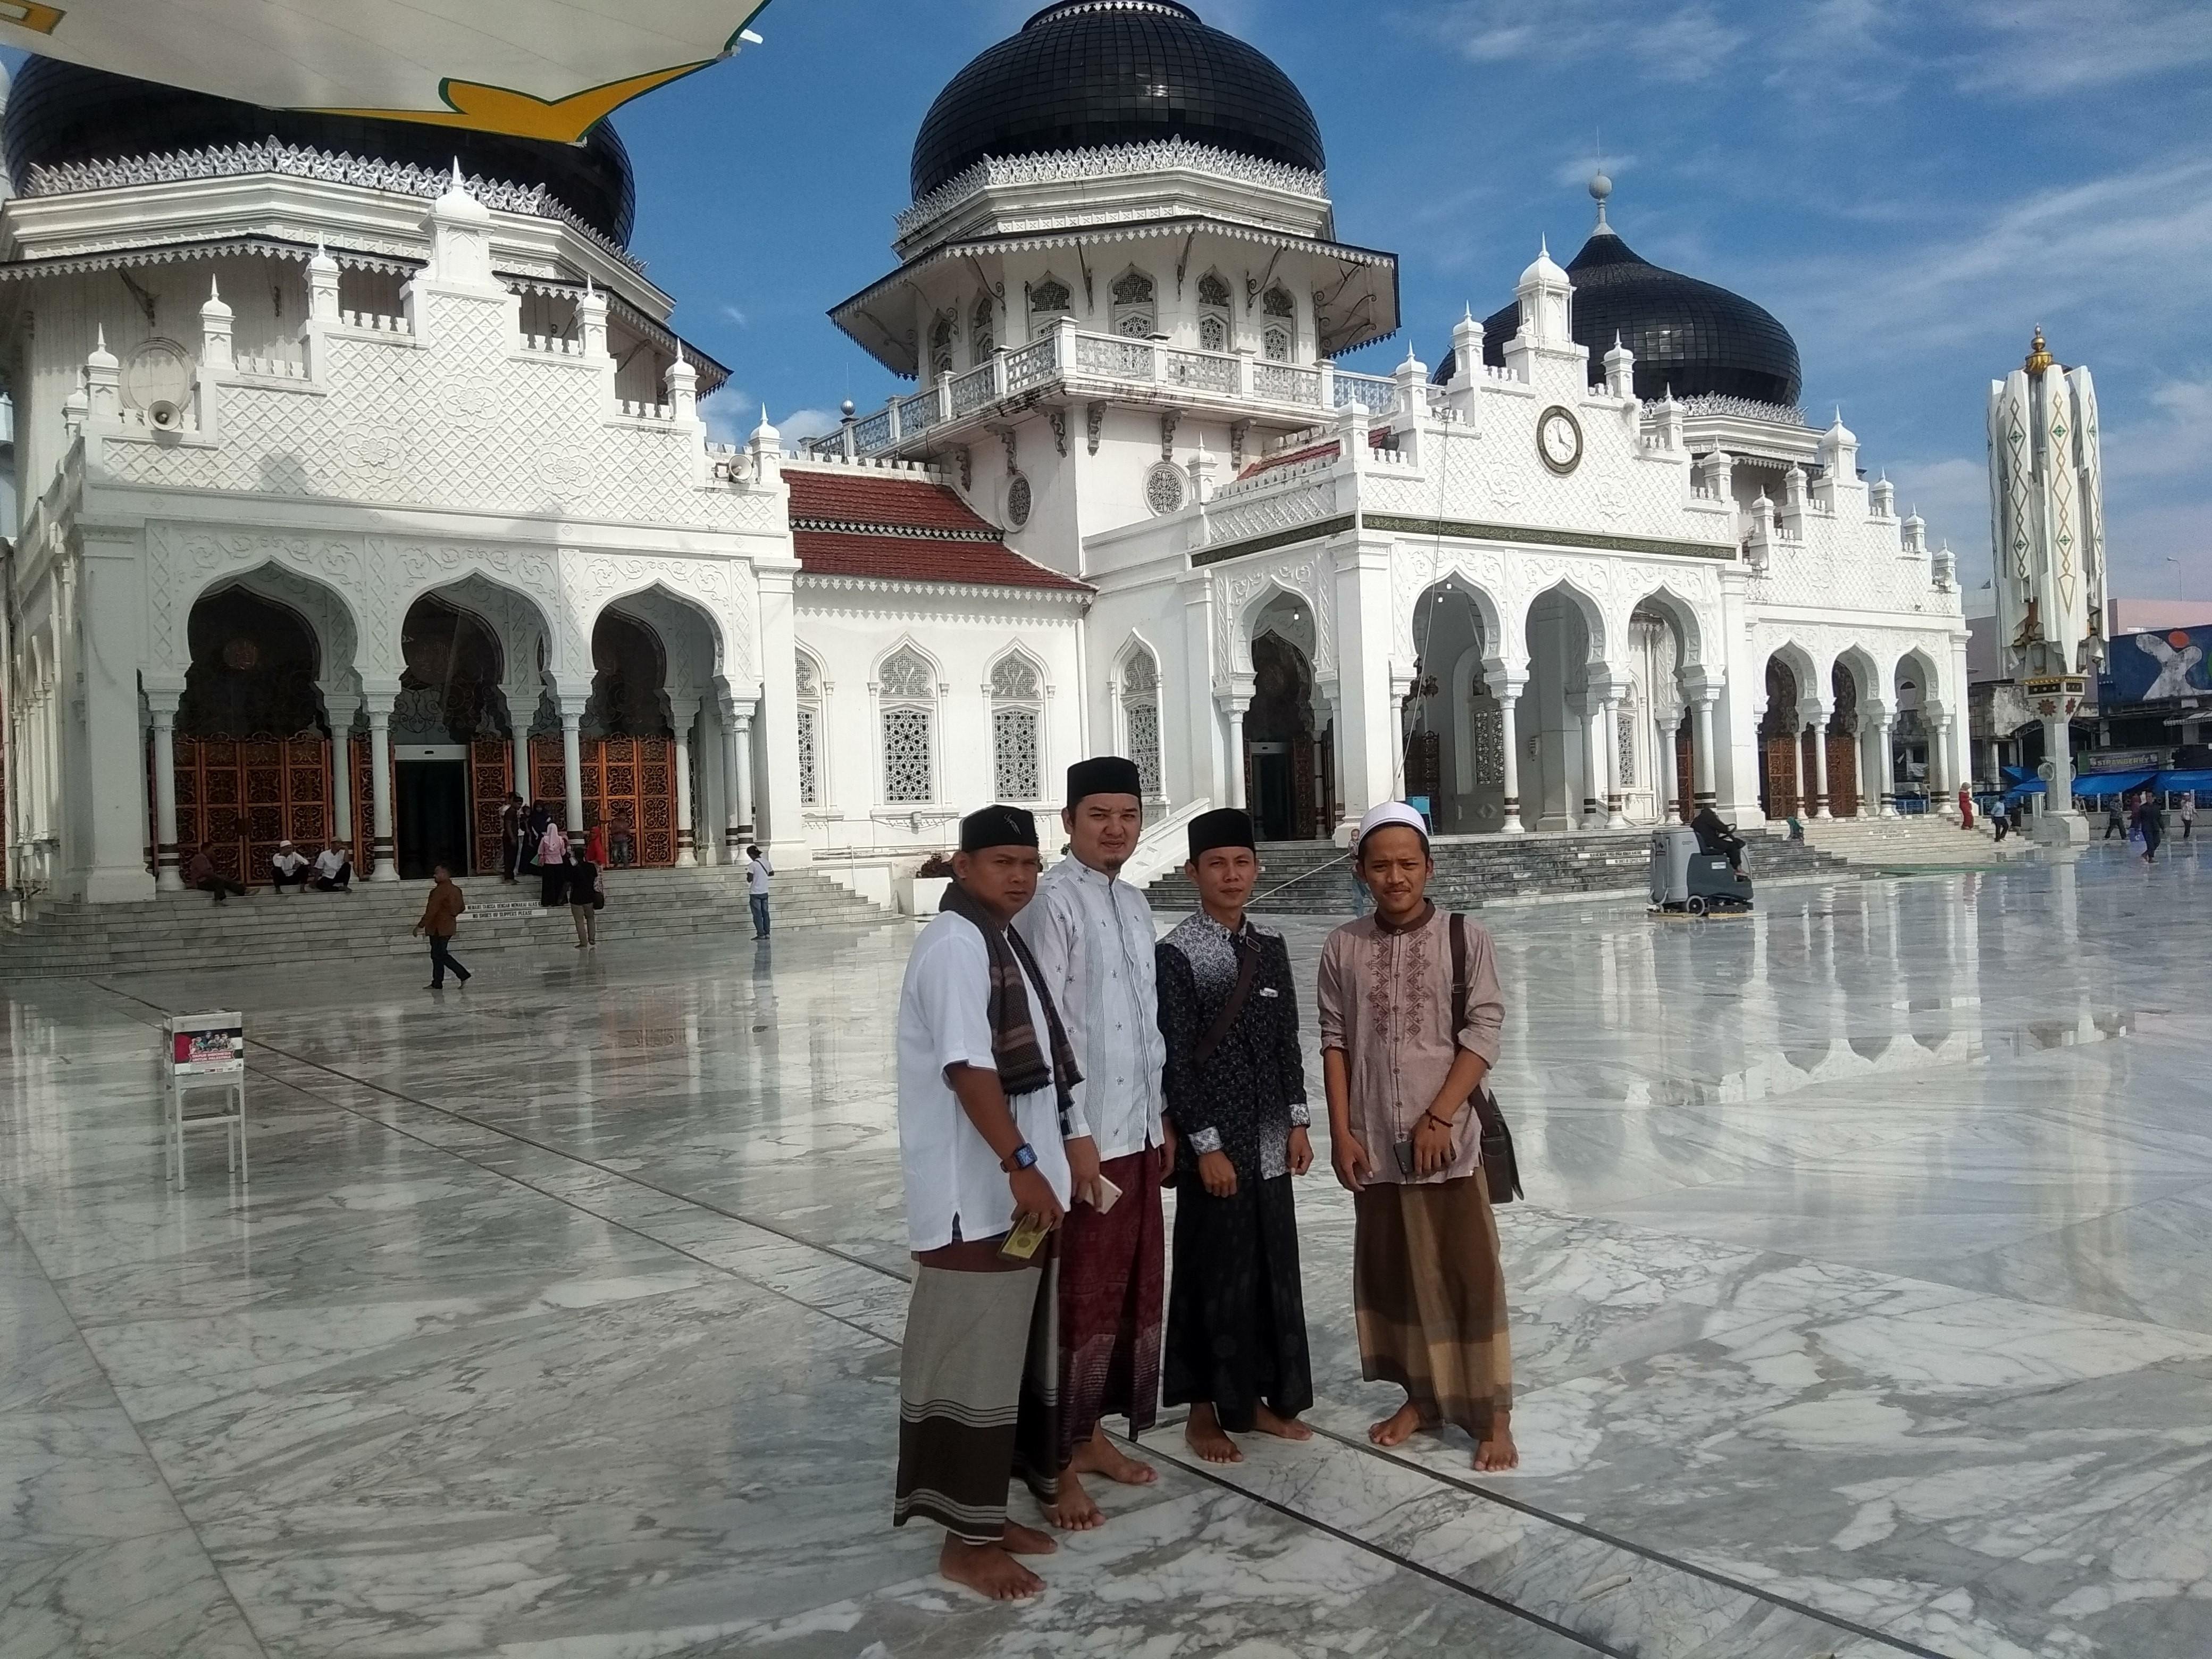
[910, 0, 1325, 201]
[1439, 224, 1802, 407]
[3, 56, 636, 245]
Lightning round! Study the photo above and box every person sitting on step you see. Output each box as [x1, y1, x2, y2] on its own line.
[183, 846, 247, 904]
[270, 840, 311, 893]
[313, 842, 353, 891]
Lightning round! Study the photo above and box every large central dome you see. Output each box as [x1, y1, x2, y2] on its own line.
[909, 0, 1326, 202]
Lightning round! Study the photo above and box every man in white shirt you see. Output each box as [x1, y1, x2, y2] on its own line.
[269, 840, 311, 893]
[1013, 755, 1169, 1530]
[311, 842, 353, 892]
[745, 844, 773, 937]
[894, 804, 1074, 1601]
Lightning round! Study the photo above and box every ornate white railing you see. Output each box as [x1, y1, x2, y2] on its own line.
[1678, 393, 1808, 427]
[1164, 348, 1238, 394]
[948, 363, 999, 417]
[1074, 333, 1155, 379]
[1331, 371, 1397, 414]
[1003, 337, 1059, 394]
[1252, 362, 1321, 404]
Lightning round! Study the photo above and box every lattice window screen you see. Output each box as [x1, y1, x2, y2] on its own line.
[993, 707, 1040, 801]
[797, 707, 819, 806]
[883, 707, 933, 803]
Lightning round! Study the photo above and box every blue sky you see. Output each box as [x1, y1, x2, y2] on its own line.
[636, 3, 2197, 599]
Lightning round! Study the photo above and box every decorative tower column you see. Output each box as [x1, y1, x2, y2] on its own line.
[1990, 328, 2105, 847]
[671, 698, 700, 867]
[1489, 660, 1528, 835]
[362, 682, 400, 881]
[558, 696, 588, 834]
[146, 689, 184, 892]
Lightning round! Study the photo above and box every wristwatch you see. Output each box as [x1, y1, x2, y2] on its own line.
[1002, 1142, 1038, 1173]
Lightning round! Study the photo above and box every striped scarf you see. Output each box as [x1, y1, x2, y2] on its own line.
[940, 881, 1082, 1133]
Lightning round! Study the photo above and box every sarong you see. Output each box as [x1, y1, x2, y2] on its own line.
[1162, 1171, 1312, 1432]
[1055, 1149, 1164, 1467]
[894, 1239, 1060, 1543]
[1353, 1175, 1513, 1440]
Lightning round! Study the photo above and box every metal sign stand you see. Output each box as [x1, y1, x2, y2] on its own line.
[163, 1012, 247, 1187]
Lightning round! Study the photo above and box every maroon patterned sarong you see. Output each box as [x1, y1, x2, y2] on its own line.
[1055, 1148, 1164, 1467]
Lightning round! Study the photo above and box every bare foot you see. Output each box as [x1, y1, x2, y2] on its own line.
[1252, 1403, 1312, 1442]
[1368, 1399, 1427, 1447]
[939, 1537, 1044, 1601]
[1000, 1521, 1058, 1556]
[1185, 1403, 1243, 1464]
[1045, 1468, 1104, 1531]
[1474, 1419, 1520, 1472]
[1069, 1423, 1157, 1487]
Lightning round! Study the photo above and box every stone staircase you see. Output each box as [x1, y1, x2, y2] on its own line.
[1800, 812, 2031, 869]
[0, 865, 895, 981]
[1144, 826, 1858, 915]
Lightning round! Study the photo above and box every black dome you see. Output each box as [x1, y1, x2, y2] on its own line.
[1439, 224, 1802, 407]
[3, 56, 636, 245]
[910, 0, 1325, 201]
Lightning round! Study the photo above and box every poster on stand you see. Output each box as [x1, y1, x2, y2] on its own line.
[168, 1014, 244, 1075]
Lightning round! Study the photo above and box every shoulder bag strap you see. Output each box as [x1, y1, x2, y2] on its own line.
[1191, 931, 1263, 1068]
[1451, 911, 1501, 1132]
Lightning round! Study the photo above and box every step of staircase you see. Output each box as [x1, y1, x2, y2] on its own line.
[1143, 826, 1858, 915]
[1800, 814, 2030, 868]
[0, 866, 895, 979]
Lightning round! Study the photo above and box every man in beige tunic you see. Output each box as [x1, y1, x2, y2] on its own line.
[1317, 801, 1516, 1471]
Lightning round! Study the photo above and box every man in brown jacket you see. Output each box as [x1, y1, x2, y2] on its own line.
[413, 864, 471, 989]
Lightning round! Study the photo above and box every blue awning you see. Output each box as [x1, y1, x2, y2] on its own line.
[2074, 770, 2159, 797]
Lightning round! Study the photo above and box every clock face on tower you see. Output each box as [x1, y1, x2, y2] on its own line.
[1538, 405, 1583, 475]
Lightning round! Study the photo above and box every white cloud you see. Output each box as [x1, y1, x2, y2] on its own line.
[1552, 152, 1635, 189]
[1888, 455, 1994, 579]
[1431, 1, 1743, 83]
[1952, 0, 2212, 95]
[718, 304, 749, 328]
[2106, 374, 2212, 484]
[776, 406, 842, 442]
[701, 393, 752, 446]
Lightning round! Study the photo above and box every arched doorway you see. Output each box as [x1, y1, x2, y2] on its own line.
[1760, 656, 1805, 820]
[167, 585, 334, 888]
[389, 595, 507, 877]
[1239, 591, 1328, 841]
[1828, 660, 1863, 816]
[1523, 583, 1605, 831]
[1406, 582, 1505, 834]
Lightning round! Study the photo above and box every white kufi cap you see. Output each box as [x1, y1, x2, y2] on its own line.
[1354, 800, 1429, 851]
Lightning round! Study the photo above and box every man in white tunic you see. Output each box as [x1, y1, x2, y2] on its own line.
[893, 804, 1076, 1600]
[1013, 755, 1169, 1529]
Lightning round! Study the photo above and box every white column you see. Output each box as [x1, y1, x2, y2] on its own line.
[147, 691, 183, 892]
[1926, 710, 1951, 813]
[1691, 692, 1718, 809]
[364, 687, 399, 881]
[671, 699, 699, 867]
[323, 684, 359, 852]
[727, 702, 756, 845]
[753, 566, 807, 864]
[1601, 688, 1629, 829]
[1580, 694, 1606, 829]
[1224, 699, 1249, 811]
[1876, 713, 1897, 814]
[1809, 716, 1833, 818]
[505, 682, 535, 806]
[1787, 721, 1806, 818]
[1496, 687, 1525, 834]
[559, 701, 586, 834]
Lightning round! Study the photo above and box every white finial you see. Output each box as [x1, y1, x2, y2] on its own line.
[1540, 234, 1550, 259]
[1590, 170, 1613, 231]
[1463, 303, 1474, 321]
[209, 274, 221, 300]
[95, 324, 105, 350]
[451, 157, 465, 188]
[584, 274, 595, 297]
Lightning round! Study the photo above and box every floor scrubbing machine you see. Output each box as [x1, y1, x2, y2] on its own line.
[1650, 824, 1753, 915]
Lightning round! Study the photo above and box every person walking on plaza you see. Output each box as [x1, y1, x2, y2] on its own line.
[413, 864, 471, 989]
[1013, 755, 1168, 1530]
[745, 844, 774, 937]
[499, 793, 525, 883]
[183, 846, 247, 903]
[537, 818, 571, 907]
[2183, 792, 2197, 841]
[2133, 791, 2164, 865]
[270, 840, 311, 893]
[570, 847, 602, 949]
[1957, 784, 1975, 830]
[312, 842, 353, 891]
[1318, 801, 1517, 1472]
[892, 804, 1074, 1601]
[1155, 807, 1314, 1465]
[2104, 799, 2126, 839]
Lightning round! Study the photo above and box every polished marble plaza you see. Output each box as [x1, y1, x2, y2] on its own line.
[4, 840, 2209, 1658]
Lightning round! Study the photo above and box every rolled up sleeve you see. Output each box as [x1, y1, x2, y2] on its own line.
[1316, 933, 1348, 1053]
[1455, 922, 1505, 1068]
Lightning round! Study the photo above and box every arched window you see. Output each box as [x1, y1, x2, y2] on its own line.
[1111, 270, 1156, 338]
[1029, 275, 1071, 338]
[1262, 325, 1291, 363]
[990, 654, 1043, 802]
[794, 650, 823, 807]
[1262, 284, 1295, 319]
[1121, 647, 1163, 799]
[878, 647, 936, 803]
[1197, 271, 1231, 353]
[929, 311, 957, 380]
[971, 293, 995, 363]
[1261, 286, 1295, 362]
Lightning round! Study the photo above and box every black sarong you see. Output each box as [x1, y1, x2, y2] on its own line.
[1162, 1171, 1312, 1432]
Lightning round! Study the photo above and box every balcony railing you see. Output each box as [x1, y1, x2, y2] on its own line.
[806, 329, 1408, 460]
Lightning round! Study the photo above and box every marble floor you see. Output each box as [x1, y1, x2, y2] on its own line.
[3, 838, 2208, 1658]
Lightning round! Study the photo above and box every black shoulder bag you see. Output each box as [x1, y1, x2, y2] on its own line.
[1449, 911, 1523, 1205]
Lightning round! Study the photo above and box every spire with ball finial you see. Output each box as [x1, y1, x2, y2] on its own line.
[1590, 169, 1613, 233]
[2024, 326, 2053, 375]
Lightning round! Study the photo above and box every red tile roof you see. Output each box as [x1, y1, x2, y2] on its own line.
[1230, 427, 1394, 482]
[783, 466, 1084, 591]
[792, 530, 1087, 591]
[785, 467, 1001, 535]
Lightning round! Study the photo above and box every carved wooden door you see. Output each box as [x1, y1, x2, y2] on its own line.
[168, 734, 332, 887]
[1292, 734, 1318, 840]
[1675, 722, 1695, 820]
[1762, 739, 1799, 819]
[1826, 729, 1860, 817]
[528, 735, 677, 865]
[470, 740, 512, 875]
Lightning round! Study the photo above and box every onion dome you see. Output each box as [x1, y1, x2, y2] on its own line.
[3, 56, 635, 245]
[910, 0, 1325, 201]
[1439, 182, 1803, 407]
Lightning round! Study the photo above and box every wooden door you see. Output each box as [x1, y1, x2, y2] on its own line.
[527, 734, 678, 865]
[1674, 720, 1695, 820]
[166, 734, 332, 887]
[1762, 738, 1799, 819]
[1826, 728, 1860, 817]
[470, 740, 512, 875]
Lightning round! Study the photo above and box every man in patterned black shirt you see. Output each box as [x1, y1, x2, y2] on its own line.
[1154, 807, 1316, 1463]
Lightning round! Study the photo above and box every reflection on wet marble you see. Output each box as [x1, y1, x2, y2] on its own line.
[1, 840, 2208, 1656]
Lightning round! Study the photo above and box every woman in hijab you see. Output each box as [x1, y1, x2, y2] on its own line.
[537, 817, 572, 906]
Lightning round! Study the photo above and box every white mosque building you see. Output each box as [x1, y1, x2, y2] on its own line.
[0, 2, 1968, 906]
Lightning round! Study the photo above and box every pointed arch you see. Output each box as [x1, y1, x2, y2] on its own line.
[1115, 631, 1166, 801]
[1110, 266, 1157, 338]
[793, 642, 828, 808]
[875, 636, 944, 805]
[985, 642, 1048, 803]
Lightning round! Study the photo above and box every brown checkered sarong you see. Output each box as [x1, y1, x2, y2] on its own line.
[1353, 1175, 1513, 1439]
